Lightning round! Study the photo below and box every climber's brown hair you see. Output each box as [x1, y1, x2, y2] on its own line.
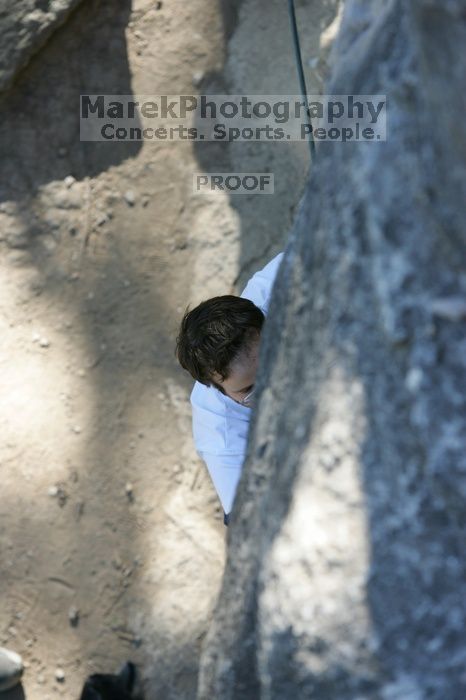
[174, 295, 264, 393]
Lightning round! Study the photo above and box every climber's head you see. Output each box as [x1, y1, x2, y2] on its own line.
[175, 295, 263, 406]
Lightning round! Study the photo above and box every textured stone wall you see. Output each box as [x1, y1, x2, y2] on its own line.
[197, 0, 466, 698]
[0, 0, 83, 92]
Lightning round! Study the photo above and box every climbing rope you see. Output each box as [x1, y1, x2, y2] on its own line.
[287, 0, 316, 161]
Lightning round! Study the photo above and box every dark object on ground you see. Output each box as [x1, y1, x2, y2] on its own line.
[80, 661, 142, 700]
[0, 647, 23, 693]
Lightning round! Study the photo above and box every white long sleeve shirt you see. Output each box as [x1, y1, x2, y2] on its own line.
[190, 251, 284, 515]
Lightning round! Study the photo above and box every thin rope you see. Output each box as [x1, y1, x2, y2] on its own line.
[287, 0, 316, 161]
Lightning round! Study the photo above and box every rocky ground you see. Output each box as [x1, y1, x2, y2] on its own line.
[0, 0, 341, 697]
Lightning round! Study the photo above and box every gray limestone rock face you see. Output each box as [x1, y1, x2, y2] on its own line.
[196, 0, 466, 698]
[0, 0, 84, 92]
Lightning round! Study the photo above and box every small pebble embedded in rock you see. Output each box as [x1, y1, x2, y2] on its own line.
[192, 70, 204, 87]
[124, 190, 136, 206]
[55, 668, 65, 682]
[68, 606, 80, 627]
[125, 483, 134, 502]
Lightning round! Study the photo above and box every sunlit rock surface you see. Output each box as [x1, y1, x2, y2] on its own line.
[197, 0, 466, 697]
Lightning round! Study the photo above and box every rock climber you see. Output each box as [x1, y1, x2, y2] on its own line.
[175, 251, 284, 525]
